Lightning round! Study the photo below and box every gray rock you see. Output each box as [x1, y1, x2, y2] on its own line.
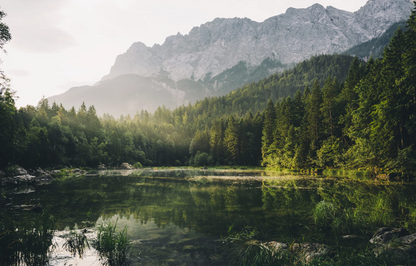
[1, 174, 37, 186]
[103, 0, 413, 83]
[120, 163, 132, 169]
[341, 235, 361, 239]
[71, 168, 86, 176]
[262, 241, 332, 264]
[370, 227, 409, 245]
[48, 0, 414, 117]
[397, 233, 416, 246]
[18, 175, 37, 182]
[14, 166, 28, 175]
[98, 164, 106, 170]
[371, 228, 416, 264]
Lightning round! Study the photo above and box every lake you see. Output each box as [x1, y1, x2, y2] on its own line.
[2, 169, 416, 265]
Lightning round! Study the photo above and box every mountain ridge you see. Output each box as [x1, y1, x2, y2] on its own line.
[48, 0, 414, 116]
[102, 0, 413, 83]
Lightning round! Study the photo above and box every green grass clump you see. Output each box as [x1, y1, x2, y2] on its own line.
[0, 209, 56, 266]
[313, 201, 336, 228]
[95, 220, 131, 266]
[63, 227, 90, 259]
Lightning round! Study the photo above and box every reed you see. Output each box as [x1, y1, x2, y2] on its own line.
[0, 209, 56, 266]
[95, 220, 131, 266]
[63, 227, 90, 259]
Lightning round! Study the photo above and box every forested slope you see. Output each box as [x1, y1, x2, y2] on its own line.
[1, 3, 416, 173]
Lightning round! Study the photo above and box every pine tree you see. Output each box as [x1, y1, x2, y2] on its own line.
[261, 99, 275, 164]
[321, 76, 336, 144]
[307, 79, 322, 155]
[224, 115, 239, 164]
[210, 118, 225, 164]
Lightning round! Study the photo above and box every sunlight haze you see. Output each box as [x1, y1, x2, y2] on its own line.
[1, 0, 368, 107]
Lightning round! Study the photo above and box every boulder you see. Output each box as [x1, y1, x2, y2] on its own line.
[120, 163, 132, 169]
[33, 168, 53, 180]
[71, 168, 86, 175]
[1, 174, 37, 186]
[371, 228, 416, 264]
[262, 241, 332, 264]
[370, 227, 409, 245]
[98, 164, 106, 170]
[14, 166, 28, 175]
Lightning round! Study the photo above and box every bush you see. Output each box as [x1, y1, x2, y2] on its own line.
[132, 162, 143, 168]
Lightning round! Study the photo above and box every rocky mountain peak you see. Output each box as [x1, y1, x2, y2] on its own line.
[100, 0, 414, 84]
[355, 0, 414, 36]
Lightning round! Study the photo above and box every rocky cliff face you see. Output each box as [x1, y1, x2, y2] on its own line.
[102, 0, 414, 83]
[50, 0, 415, 116]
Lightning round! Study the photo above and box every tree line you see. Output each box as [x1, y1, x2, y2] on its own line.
[1, 3, 415, 172]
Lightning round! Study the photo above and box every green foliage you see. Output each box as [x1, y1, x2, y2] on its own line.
[0, 209, 56, 266]
[132, 161, 143, 168]
[63, 228, 90, 259]
[313, 201, 336, 228]
[343, 21, 407, 59]
[191, 151, 212, 166]
[2, 5, 416, 172]
[95, 220, 131, 266]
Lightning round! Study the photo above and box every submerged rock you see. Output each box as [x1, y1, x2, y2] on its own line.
[371, 227, 416, 264]
[370, 227, 409, 245]
[262, 241, 332, 264]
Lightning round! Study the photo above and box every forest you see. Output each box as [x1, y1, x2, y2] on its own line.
[1, 4, 416, 174]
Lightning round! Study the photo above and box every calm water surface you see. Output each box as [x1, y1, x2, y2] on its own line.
[5, 169, 416, 265]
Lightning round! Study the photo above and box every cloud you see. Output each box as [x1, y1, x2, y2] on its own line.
[1, 0, 76, 53]
[12, 26, 76, 53]
[8, 69, 29, 77]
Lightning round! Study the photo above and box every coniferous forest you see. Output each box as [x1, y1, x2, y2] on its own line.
[1, 4, 416, 174]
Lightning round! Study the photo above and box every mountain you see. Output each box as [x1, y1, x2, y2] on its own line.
[343, 21, 407, 59]
[49, 0, 414, 116]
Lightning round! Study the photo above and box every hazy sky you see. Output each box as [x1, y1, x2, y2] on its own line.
[1, 0, 368, 108]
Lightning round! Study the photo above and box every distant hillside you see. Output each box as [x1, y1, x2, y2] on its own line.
[173, 54, 359, 120]
[48, 0, 414, 116]
[343, 21, 407, 59]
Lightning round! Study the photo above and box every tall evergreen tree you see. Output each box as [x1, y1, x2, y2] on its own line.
[307, 79, 322, 156]
[261, 99, 275, 164]
[224, 115, 239, 164]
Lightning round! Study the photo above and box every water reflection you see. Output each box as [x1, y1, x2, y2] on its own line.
[2, 170, 416, 265]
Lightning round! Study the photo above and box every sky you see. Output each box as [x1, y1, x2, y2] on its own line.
[1, 0, 368, 108]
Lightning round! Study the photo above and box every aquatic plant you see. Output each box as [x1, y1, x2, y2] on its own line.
[313, 201, 336, 228]
[0, 209, 56, 266]
[63, 227, 90, 259]
[95, 220, 131, 266]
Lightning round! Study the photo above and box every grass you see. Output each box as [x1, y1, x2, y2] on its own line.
[63, 227, 90, 259]
[222, 225, 414, 266]
[313, 201, 336, 228]
[95, 220, 131, 266]
[0, 209, 56, 266]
